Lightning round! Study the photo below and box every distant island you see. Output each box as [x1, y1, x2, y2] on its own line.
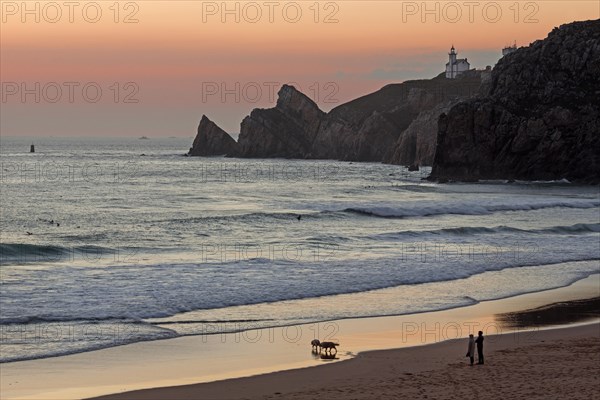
[188, 19, 600, 184]
[139, 136, 150, 140]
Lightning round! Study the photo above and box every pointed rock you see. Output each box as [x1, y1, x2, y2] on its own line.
[189, 115, 238, 156]
[236, 85, 325, 158]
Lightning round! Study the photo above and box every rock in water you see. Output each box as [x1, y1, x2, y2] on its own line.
[235, 85, 324, 158]
[189, 115, 238, 156]
[430, 19, 600, 184]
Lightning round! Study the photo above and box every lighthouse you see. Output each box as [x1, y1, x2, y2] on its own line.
[445, 46, 470, 79]
[449, 45, 457, 64]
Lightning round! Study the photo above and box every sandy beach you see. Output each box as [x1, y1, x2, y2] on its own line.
[93, 323, 600, 400]
[1, 275, 598, 400]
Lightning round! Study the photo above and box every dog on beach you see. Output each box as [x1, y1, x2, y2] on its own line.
[311, 339, 339, 354]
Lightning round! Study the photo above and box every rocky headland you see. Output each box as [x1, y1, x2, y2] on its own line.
[429, 19, 600, 184]
[188, 73, 483, 165]
[188, 19, 599, 184]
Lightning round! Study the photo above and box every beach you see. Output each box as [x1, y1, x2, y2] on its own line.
[2, 275, 598, 400]
[92, 323, 600, 400]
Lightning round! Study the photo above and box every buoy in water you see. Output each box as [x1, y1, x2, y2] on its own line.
[30, 144, 35, 153]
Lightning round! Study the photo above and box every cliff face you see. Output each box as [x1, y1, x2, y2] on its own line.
[430, 20, 600, 183]
[314, 74, 481, 162]
[385, 71, 493, 166]
[189, 115, 238, 156]
[231, 74, 481, 161]
[385, 99, 462, 166]
[235, 85, 325, 158]
[313, 86, 438, 161]
[188, 71, 482, 162]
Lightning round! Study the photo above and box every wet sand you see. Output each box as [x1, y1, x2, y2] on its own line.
[92, 323, 600, 400]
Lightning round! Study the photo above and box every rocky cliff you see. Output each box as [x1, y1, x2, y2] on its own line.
[312, 85, 439, 161]
[430, 19, 600, 184]
[235, 85, 325, 158]
[231, 73, 481, 162]
[384, 99, 461, 166]
[188, 115, 238, 156]
[315, 73, 482, 162]
[385, 70, 492, 166]
[188, 69, 482, 163]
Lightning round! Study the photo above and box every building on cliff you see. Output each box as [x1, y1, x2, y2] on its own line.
[445, 46, 470, 79]
[502, 43, 518, 56]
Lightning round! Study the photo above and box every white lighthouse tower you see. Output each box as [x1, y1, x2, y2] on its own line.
[445, 45, 470, 79]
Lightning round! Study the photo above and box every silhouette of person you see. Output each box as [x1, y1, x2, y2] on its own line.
[466, 334, 475, 366]
[475, 331, 484, 364]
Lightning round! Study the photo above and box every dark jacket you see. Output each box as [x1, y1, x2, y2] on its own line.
[475, 335, 484, 349]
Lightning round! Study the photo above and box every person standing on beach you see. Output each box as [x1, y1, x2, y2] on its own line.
[475, 331, 484, 364]
[466, 334, 475, 365]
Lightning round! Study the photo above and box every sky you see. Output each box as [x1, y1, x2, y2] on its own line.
[1, 1, 598, 137]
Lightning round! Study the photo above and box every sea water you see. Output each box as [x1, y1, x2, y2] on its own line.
[1, 136, 599, 362]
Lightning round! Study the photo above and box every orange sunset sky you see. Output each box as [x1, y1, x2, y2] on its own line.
[1, 1, 598, 136]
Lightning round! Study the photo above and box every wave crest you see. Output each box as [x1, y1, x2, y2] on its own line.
[344, 199, 600, 218]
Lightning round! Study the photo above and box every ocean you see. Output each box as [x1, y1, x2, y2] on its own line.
[1, 136, 599, 363]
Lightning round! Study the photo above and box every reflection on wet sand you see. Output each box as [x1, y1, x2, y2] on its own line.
[496, 297, 600, 329]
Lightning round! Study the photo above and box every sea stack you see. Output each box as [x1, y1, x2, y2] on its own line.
[236, 85, 325, 158]
[188, 115, 238, 156]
